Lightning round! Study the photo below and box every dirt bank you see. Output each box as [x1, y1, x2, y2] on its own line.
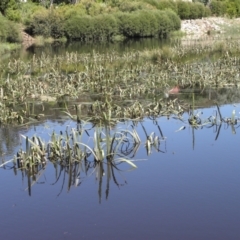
[181, 17, 240, 39]
[21, 30, 35, 48]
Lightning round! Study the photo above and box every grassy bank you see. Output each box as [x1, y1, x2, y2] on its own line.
[1, 0, 211, 43]
[0, 42, 21, 55]
[0, 13, 22, 54]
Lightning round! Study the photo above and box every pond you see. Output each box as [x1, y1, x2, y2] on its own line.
[0, 101, 240, 239]
[1, 39, 240, 239]
[8, 38, 171, 62]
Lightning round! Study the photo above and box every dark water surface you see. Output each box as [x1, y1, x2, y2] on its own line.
[0, 104, 240, 240]
[13, 38, 170, 61]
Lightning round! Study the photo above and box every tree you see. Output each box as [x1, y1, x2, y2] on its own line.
[0, 0, 9, 15]
[0, 0, 19, 15]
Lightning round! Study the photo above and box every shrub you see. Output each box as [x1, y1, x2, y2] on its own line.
[118, 12, 142, 37]
[0, 13, 21, 43]
[177, 1, 190, 19]
[209, 0, 226, 16]
[226, 0, 240, 17]
[165, 9, 181, 30]
[117, 9, 180, 38]
[65, 14, 118, 40]
[0, 0, 18, 15]
[188, 2, 207, 19]
[155, 11, 173, 37]
[20, 2, 45, 25]
[4, 2, 43, 23]
[209, 0, 240, 17]
[65, 15, 94, 40]
[140, 11, 160, 36]
[157, 0, 178, 13]
[5, 8, 21, 22]
[92, 14, 118, 40]
[193, 0, 209, 5]
[86, 2, 107, 16]
[27, 9, 65, 38]
[118, 0, 155, 12]
[141, 0, 178, 14]
[195, 2, 207, 17]
[55, 3, 87, 20]
[204, 6, 212, 16]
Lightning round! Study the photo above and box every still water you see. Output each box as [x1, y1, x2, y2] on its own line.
[0, 103, 240, 240]
[12, 38, 171, 61]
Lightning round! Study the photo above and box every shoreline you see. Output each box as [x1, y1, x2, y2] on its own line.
[18, 17, 240, 48]
[181, 17, 240, 39]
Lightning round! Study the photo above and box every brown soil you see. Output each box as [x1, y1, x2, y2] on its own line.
[21, 30, 35, 48]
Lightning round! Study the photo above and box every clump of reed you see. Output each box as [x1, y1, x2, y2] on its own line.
[11, 124, 143, 170]
[3, 124, 144, 196]
[1, 38, 240, 126]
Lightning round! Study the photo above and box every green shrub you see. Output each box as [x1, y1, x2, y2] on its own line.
[141, 0, 160, 9]
[0, 13, 21, 43]
[195, 2, 207, 17]
[155, 0, 209, 19]
[118, 10, 164, 37]
[209, 0, 240, 17]
[118, 0, 155, 12]
[0, 0, 18, 15]
[188, 2, 207, 19]
[27, 9, 65, 38]
[177, 1, 190, 19]
[204, 6, 212, 16]
[209, 0, 226, 16]
[226, 0, 240, 17]
[64, 15, 93, 40]
[65, 14, 118, 40]
[141, 0, 178, 14]
[139, 11, 159, 36]
[20, 2, 45, 25]
[189, 3, 201, 19]
[55, 3, 87, 20]
[5, 8, 21, 22]
[118, 12, 142, 37]
[165, 9, 181, 30]
[155, 11, 173, 37]
[86, 2, 107, 16]
[92, 14, 118, 40]
[4, 2, 43, 23]
[156, 0, 178, 13]
[117, 9, 180, 38]
[193, 0, 209, 5]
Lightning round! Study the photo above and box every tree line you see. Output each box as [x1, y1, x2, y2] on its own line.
[1, 0, 240, 43]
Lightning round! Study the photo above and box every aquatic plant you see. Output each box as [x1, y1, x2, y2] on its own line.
[1, 38, 240, 126]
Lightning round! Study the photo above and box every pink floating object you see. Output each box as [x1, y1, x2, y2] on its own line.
[168, 86, 180, 94]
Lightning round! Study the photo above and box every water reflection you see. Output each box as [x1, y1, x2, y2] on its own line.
[3, 122, 149, 200]
[0, 126, 21, 156]
[1, 101, 240, 201]
[11, 156, 130, 203]
[25, 38, 170, 58]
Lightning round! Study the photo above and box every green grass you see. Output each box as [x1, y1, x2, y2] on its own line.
[0, 42, 21, 55]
